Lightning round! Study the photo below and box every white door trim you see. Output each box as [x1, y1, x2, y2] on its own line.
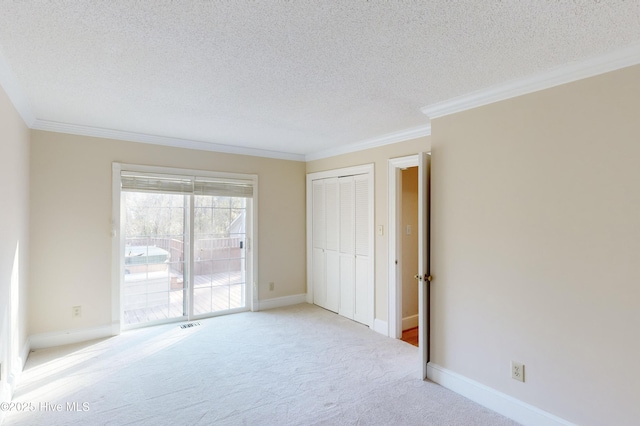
[387, 155, 419, 339]
[388, 153, 430, 379]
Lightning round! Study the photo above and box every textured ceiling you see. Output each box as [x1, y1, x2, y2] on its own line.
[1, 1, 640, 159]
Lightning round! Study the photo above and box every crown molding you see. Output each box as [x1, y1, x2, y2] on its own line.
[31, 120, 306, 162]
[305, 123, 431, 162]
[0, 48, 36, 127]
[421, 42, 640, 120]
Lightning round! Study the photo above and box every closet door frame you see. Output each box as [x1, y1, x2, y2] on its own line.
[306, 164, 374, 328]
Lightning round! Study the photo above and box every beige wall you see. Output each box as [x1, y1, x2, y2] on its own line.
[430, 65, 640, 425]
[29, 131, 306, 335]
[401, 167, 418, 325]
[0, 85, 30, 408]
[307, 137, 430, 321]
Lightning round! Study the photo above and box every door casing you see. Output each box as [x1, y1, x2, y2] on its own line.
[388, 153, 430, 378]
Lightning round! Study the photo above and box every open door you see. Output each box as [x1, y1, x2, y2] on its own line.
[388, 153, 430, 378]
[418, 152, 431, 379]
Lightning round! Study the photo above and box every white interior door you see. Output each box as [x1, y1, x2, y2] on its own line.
[418, 152, 431, 379]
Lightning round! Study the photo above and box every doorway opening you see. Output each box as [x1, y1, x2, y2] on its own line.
[388, 153, 430, 378]
[399, 166, 419, 347]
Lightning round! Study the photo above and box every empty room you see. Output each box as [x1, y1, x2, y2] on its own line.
[1, 2, 640, 425]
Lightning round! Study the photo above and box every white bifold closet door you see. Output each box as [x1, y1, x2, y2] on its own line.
[313, 174, 370, 325]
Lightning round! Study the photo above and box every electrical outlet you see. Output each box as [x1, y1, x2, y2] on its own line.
[511, 361, 525, 382]
[72, 305, 82, 318]
[269, 282, 275, 291]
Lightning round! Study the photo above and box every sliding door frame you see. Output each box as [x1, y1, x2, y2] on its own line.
[111, 162, 258, 334]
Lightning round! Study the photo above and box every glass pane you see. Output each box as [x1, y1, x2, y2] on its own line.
[122, 192, 186, 326]
[212, 285, 230, 312]
[194, 206, 213, 234]
[229, 284, 244, 310]
[193, 286, 212, 315]
[213, 196, 231, 208]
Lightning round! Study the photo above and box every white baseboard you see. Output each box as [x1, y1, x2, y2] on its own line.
[29, 325, 113, 350]
[426, 363, 575, 426]
[402, 314, 419, 330]
[257, 293, 307, 311]
[373, 318, 388, 336]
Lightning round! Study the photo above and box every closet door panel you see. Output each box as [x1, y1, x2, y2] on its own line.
[339, 254, 355, 319]
[325, 178, 339, 252]
[338, 177, 355, 319]
[339, 178, 354, 255]
[324, 178, 340, 312]
[354, 175, 369, 257]
[312, 180, 327, 309]
[354, 256, 369, 325]
[312, 180, 325, 249]
[312, 247, 326, 308]
[325, 251, 340, 313]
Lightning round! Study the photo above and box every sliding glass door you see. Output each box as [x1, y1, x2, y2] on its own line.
[116, 165, 255, 329]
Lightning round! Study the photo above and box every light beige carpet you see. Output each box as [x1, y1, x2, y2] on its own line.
[5, 304, 519, 425]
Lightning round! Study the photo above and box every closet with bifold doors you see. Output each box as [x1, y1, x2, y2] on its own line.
[309, 165, 373, 327]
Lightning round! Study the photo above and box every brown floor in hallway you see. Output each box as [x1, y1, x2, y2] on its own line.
[401, 327, 419, 347]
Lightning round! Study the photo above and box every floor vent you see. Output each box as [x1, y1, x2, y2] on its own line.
[180, 322, 201, 329]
